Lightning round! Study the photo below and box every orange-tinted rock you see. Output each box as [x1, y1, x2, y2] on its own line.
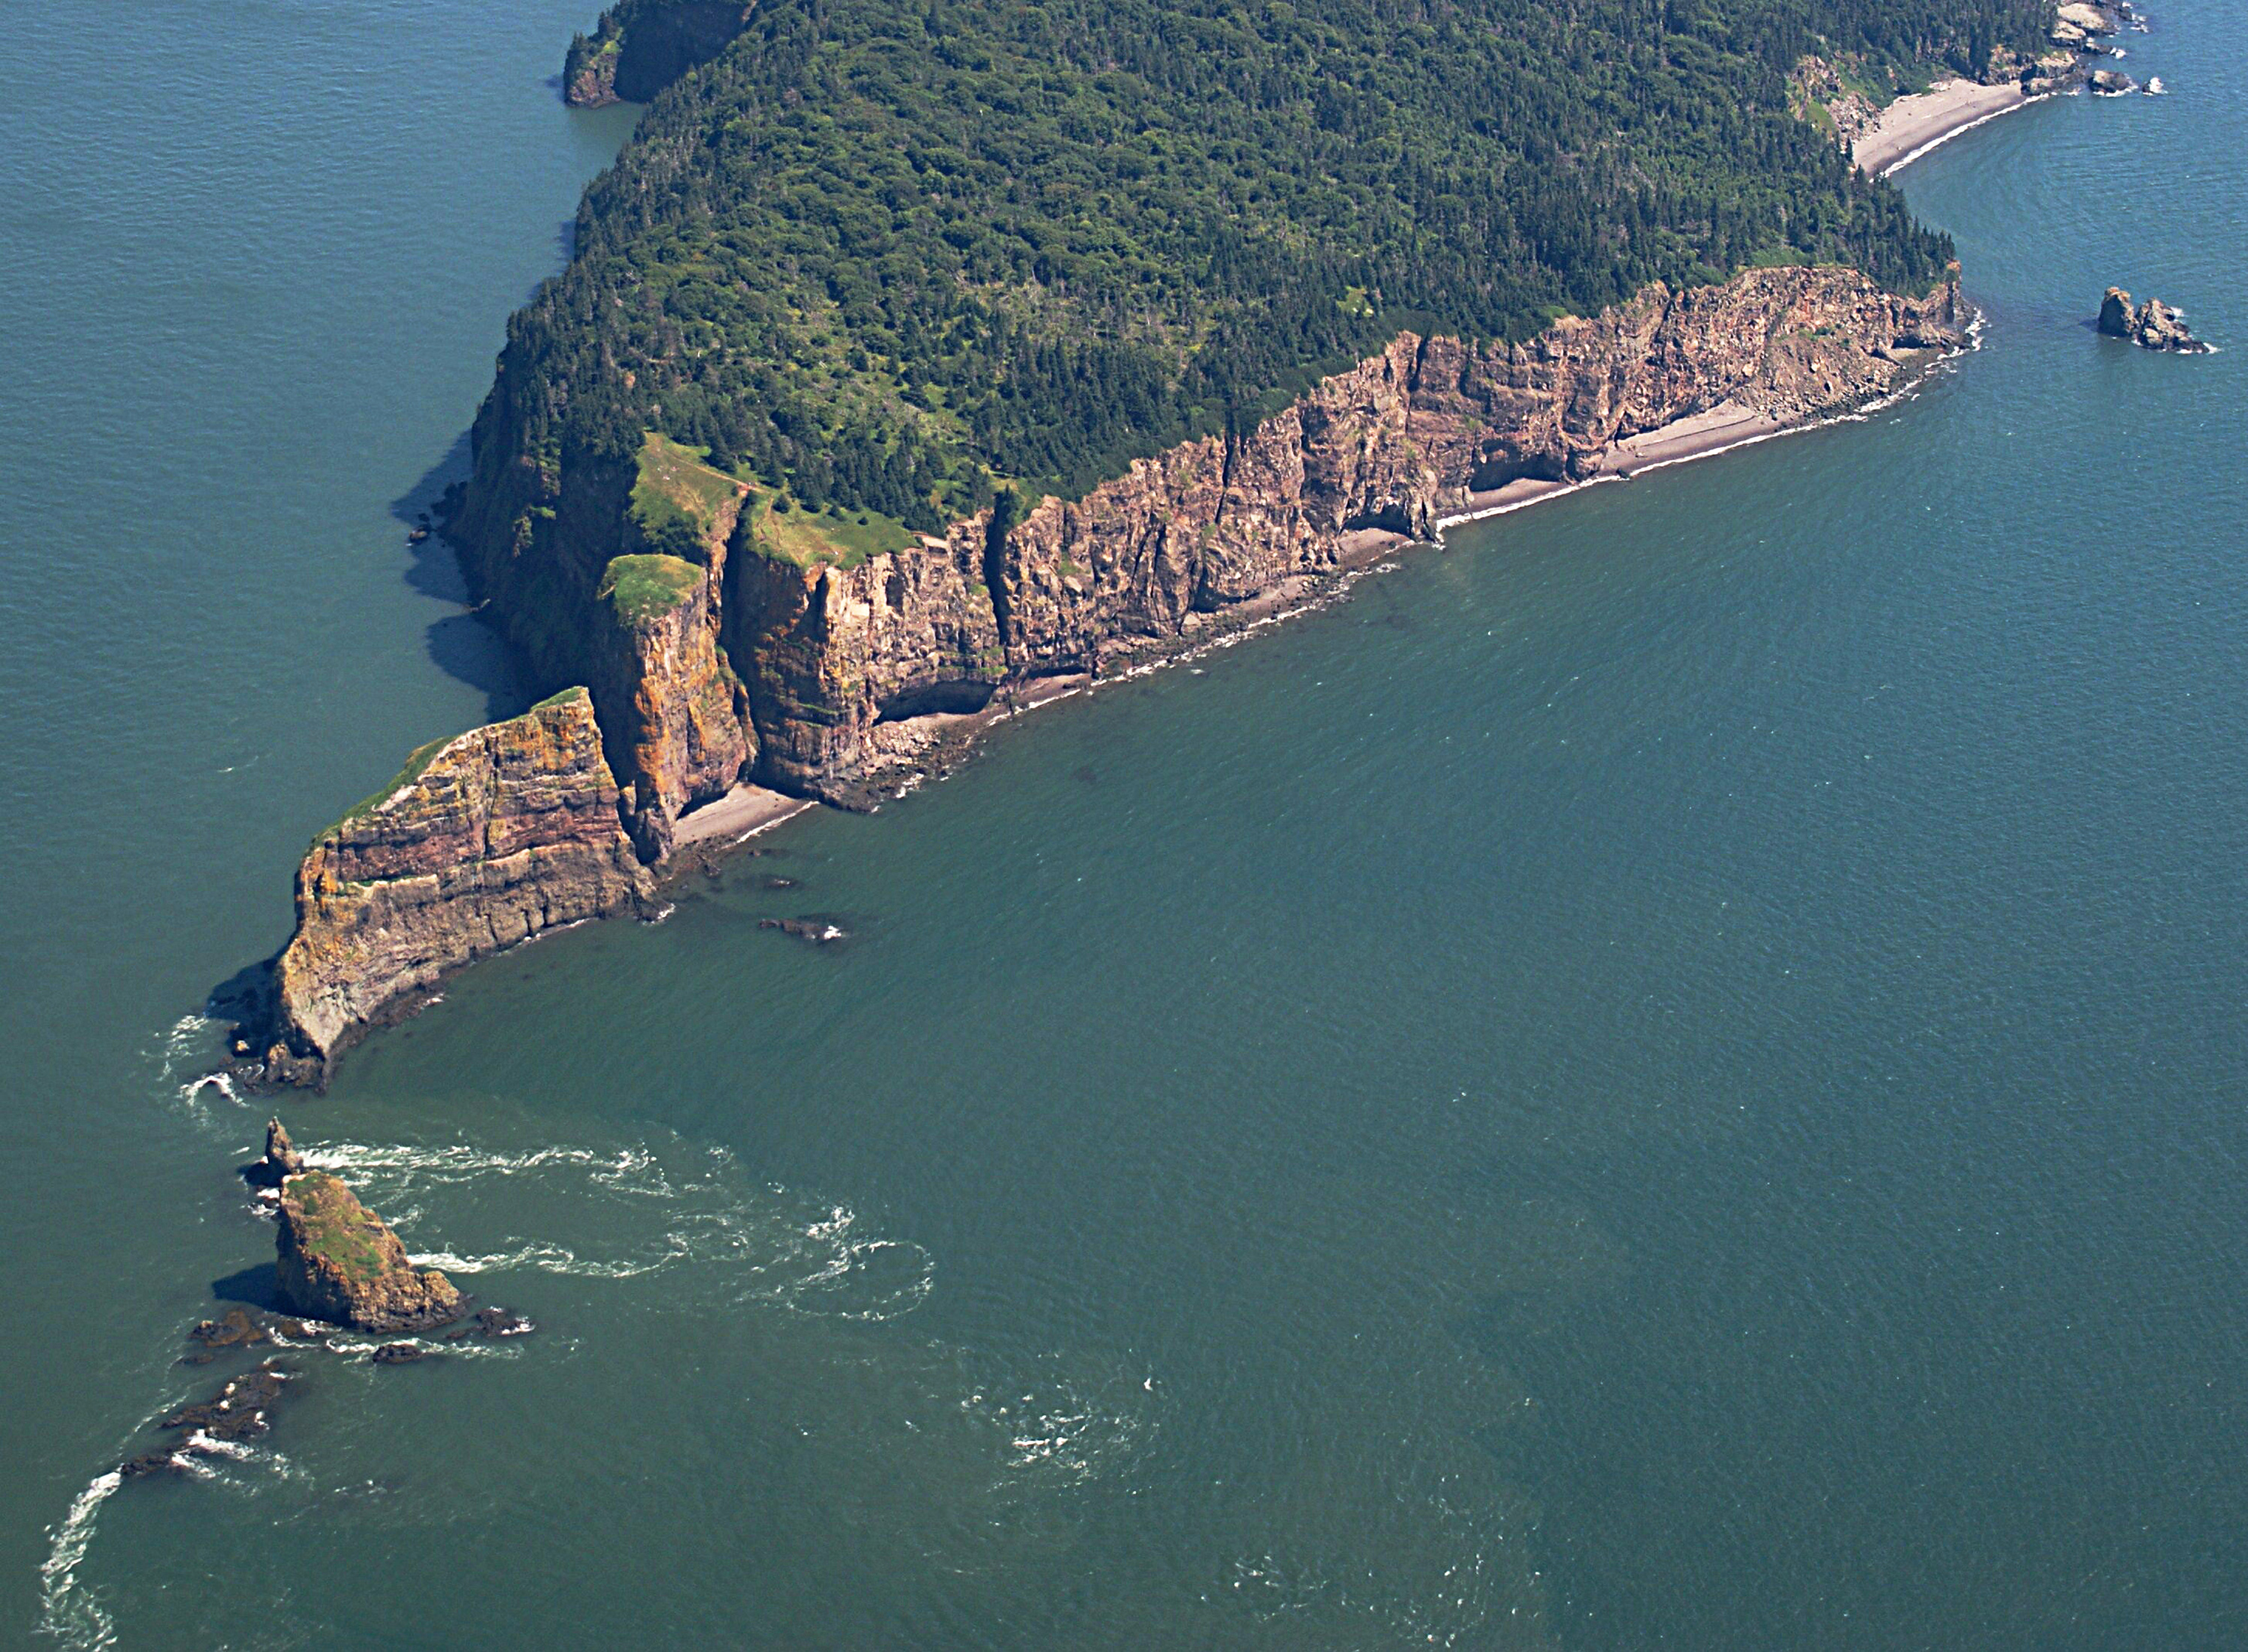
[265, 687, 652, 1082]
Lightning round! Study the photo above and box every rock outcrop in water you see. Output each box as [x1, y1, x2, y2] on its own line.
[260, 264, 1961, 1084]
[275, 1170, 462, 1331]
[259, 687, 653, 1085]
[242, 1118, 306, 1189]
[2098, 288, 2213, 353]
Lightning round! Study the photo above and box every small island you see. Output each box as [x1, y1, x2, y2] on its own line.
[2099, 287, 2214, 353]
[275, 1169, 462, 1332]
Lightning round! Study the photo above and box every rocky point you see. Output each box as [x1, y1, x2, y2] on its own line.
[259, 264, 1965, 1083]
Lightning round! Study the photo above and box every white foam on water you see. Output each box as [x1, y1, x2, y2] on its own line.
[305, 1140, 665, 1192]
[181, 1430, 254, 1461]
[409, 1236, 689, 1279]
[319, 1334, 525, 1362]
[37, 1470, 121, 1649]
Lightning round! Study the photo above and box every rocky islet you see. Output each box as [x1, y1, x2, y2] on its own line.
[2099, 286, 2213, 352]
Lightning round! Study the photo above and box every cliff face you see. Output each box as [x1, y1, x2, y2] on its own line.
[264, 689, 653, 1083]
[976, 265, 1957, 683]
[263, 264, 1959, 1083]
[562, 1, 753, 109]
[725, 536, 1005, 797]
[595, 479, 757, 854]
[459, 264, 1957, 823]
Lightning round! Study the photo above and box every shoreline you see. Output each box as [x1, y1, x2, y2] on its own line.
[1850, 77, 2040, 177]
[656, 353, 1967, 862]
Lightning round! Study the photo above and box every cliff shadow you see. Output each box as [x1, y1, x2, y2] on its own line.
[391, 431, 534, 725]
[210, 1265, 285, 1313]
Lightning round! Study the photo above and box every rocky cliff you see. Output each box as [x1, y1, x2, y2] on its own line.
[562, 0, 752, 108]
[459, 263, 1960, 820]
[275, 1170, 462, 1331]
[261, 688, 653, 1084]
[261, 263, 1960, 1083]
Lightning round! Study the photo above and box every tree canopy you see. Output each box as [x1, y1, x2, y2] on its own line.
[486, 0, 2050, 525]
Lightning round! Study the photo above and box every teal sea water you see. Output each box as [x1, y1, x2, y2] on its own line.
[4, 3, 2244, 1645]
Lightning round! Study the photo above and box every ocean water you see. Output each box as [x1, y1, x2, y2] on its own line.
[4, 3, 2244, 1646]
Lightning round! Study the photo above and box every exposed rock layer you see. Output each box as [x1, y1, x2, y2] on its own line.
[275, 1170, 462, 1331]
[462, 264, 1961, 816]
[263, 688, 653, 1082]
[263, 264, 1960, 1083]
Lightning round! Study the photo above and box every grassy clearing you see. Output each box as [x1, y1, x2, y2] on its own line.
[599, 553, 702, 626]
[632, 432, 745, 557]
[746, 491, 918, 572]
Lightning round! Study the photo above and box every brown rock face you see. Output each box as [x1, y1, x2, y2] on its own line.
[2099, 287, 2211, 353]
[243, 1117, 306, 1188]
[596, 489, 756, 855]
[448, 265, 1958, 827]
[274, 1170, 462, 1332]
[727, 534, 1003, 798]
[265, 687, 653, 1082]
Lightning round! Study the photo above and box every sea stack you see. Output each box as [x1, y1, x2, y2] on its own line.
[2099, 287, 2214, 353]
[242, 1117, 306, 1188]
[274, 1170, 462, 1331]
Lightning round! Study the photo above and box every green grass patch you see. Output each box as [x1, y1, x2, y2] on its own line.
[746, 491, 917, 572]
[529, 685, 590, 713]
[283, 1171, 395, 1284]
[632, 432, 745, 559]
[324, 732, 453, 841]
[599, 554, 702, 626]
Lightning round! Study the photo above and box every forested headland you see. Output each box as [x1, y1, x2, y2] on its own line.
[495, 0, 2051, 528]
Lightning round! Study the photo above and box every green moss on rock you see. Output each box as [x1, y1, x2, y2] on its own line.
[599, 553, 702, 627]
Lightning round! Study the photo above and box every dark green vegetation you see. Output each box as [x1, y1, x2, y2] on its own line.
[494, 0, 2050, 522]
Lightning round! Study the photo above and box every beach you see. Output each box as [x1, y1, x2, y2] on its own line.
[1852, 77, 2033, 175]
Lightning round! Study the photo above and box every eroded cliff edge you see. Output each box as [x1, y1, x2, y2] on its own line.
[256, 264, 1960, 1080]
[260, 688, 653, 1085]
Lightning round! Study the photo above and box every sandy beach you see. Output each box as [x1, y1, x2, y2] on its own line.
[1852, 77, 2031, 176]
[672, 784, 817, 847]
[1436, 400, 1789, 529]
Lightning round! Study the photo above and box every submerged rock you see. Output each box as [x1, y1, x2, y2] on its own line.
[444, 1305, 534, 1343]
[758, 915, 850, 945]
[186, 1308, 271, 1352]
[2099, 287, 2214, 352]
[369, 1342, 430, 1366]
[241, 1117, 306, 1188]
[274, 1170, 462, 1331]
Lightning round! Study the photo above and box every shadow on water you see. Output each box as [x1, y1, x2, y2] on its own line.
[210, 1267, 284, 1313]
[390, 430, 534, 725]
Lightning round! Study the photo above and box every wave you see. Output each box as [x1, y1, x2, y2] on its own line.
[37, 1470, 121, 1650]
[309, 1135, 936, 1320]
